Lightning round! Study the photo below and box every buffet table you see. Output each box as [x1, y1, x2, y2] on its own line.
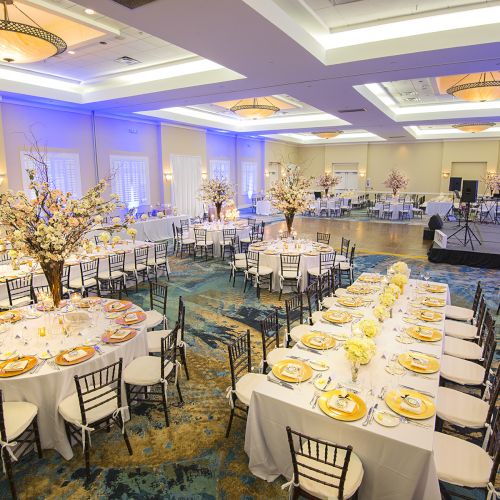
[0, 299, 148, 459]
[245, 275, 449, 499]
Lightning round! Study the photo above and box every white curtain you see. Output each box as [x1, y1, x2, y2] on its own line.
[170, 154, 203, 217]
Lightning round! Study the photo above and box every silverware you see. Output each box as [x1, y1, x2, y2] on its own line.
[33, 359, 46, 374]
[378, 386, 387, 399]
[311, 391, 320, 409]
[267, 375, 294, 390]
[400, 416, 432, 428]
[398, 384, 435, 398]
[362, 405, 374, 426]
[297, 344, 319, 354]
[369, 403, 378, 424]
[407, 372, 437, 380]
[409, 350, 440, 359]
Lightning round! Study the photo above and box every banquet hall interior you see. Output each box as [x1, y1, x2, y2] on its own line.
[0, 0, 499, 498]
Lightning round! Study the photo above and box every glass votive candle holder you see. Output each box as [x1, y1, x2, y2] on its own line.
[38, 326, 46, 337]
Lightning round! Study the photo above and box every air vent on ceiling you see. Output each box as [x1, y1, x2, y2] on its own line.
[329, 0, 362, 5]
[111, 0, 157, 8]
[388, 136, 406, 139]
[115, 56, 141, 65]
[337, 108, 366, 113]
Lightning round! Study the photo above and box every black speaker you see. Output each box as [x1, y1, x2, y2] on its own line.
[461, 180, 478, 203]
[428, 214, 443, 231]
[449, 177, 462, 192]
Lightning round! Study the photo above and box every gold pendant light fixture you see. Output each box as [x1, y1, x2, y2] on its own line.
[452, 123, 496, 133]
[446, 72, 500, 102]
[312, 131, 343, 139]
[0, 0, 66, 64]
[230, 97, 280, 119]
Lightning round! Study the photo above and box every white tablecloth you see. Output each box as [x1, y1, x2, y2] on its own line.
[256, 200, 273, 216]
[0, 300, 148, 459]
[425, 202, 453, 216]
[245, 277, 449, 499]
[189, 222, 250, 257]
[374, 202, 414, 220]
[314, 198, 350, 215]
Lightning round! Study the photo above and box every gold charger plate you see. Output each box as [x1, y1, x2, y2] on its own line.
[0, 356, 37, 377]
[271, 359, 313, 383]
[56, 346, 96, 366]
[421, 297, 446, 308]
[405, 326, 442, 342]
[318, 389, 367, 422]
[103, 300, 133, 313]
[78, 297, 102, 309]
[301, 332, 336, 350]
[358, 274, 382, 283]
[0, 310, 22, 323]
[116, 311, 146, 326]
[424, 284, 446, 294]
[398, 352, 440, 374]
[304, 251, 319, 256]
[346, 285, 373, 295]
[415, 309, 442, 322]
[102, 328, 137, 344]
[322, 310, 352, 324]
[337, 297, 364, 308]
[384, 388, 435, 420]
[264, 250, 278, 255]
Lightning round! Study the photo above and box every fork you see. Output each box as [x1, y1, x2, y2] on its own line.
[399, 416, 432, 429]
[310, 391, 320, 409]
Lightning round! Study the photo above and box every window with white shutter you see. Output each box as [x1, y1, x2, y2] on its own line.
[241, 161, 257, 197]
[21, 151, 82, 198]
[209, 159, 230, 181]
[110, 155, 150, 209]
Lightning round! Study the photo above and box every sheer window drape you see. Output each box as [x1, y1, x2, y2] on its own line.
[170, 154, 203, 217]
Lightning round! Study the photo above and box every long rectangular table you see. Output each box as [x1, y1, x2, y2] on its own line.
[245, 276, 449, 499]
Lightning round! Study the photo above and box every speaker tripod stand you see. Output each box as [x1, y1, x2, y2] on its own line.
[448, 202, 481, 250]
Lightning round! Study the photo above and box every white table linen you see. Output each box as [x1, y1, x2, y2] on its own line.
[425, 202, 453, 217]
[0, 300, 148, 459]
[245, 277, 449, 499]
[374, 202, 414, 220]
[189, 221, 250, 257]
[314, 198, 350, 215]
[256, 200, 273, 216]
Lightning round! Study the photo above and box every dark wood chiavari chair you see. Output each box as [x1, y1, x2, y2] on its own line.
[260, 308, 282, 373]
[316, 232, 331, 245]
[244, 250, 273, 299]
[305, 281, 321, 324]
[284, 293, 305, 347]
[68, 259, 100, 296]
[147, 242, 169, 281]
[124, 246, 150, 292]
[307, 251, 335, 286]
[221, 228, 237, 261]
[279, 253, 301, 300]
[1, 275, 33, 310]
[98, 252, 127, 299]
[194, 228, 214, 261]
[144, 281, 168, 330]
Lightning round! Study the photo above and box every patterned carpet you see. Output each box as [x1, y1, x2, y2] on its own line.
[2, 243, 499, 499]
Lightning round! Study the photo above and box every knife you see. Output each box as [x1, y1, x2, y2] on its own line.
[267, 375, 294, 390]
[409, 350, 440, 359]
[362, 405, 374, 426]
[369, 403, 378, 424]
[398, 384, 435, 398]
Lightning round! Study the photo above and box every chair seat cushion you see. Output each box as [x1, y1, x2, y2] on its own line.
[298, 441, 364, 499]
[280, 270, 300, 280]
[235, 373, 267, 406]
[147, 258, 167, 266]
[436, 386, 488, 428]
[335, 288, 348, 298]
[0, 296, 32, 309]
[321, 297, 337, 309]
[180, 238, 195, 245]
[334, 255, 347, 263]
[124, 263, 147, 272]
[307, 267, 329, 277]
[234, 253, 246, 260]
[433, 431, 492, 488]
[59, 387, 117, 425]
[144, 309, 164, 330]
[443, 336, 482, 360]
[69, 277, 97, 289]
[445, 304, 473, 322]
[147, 329, 172, 353]
[124, 356, 173, 386]
[232, 260, 247, 270]
[266, 347, 292, 367]
[98, 270, 125, 280]
[289, 324, 312, 343]
[445, 319, 477, 340]
[440, 355, 485, 385]
[338, 262, 351, 271]
[2, 402, 38, 441]
[195, 241, 213, 247]
[247, 266, 273, 276]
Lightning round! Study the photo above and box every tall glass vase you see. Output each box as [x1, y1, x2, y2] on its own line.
[350, 360, 360, 383]
[215, 202, 222, 220]
[285, 213, 295, 233]
[40, 259, 64, 308]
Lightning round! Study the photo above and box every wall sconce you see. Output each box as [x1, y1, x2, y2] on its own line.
[265, 170, 269, 178]
[201, 172, 208, 180]
[0, 174, 5, 186]
[164, 172, 172, 182]
[442, 171, 451, 178]
[358, 170, 366, 178]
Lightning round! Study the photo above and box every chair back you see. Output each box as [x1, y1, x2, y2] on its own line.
[280, 254, 301, 275]
[403, 203, 411, 212]
[478, 309, 493, 346]
[487, 409, 500, 484]
[319, 252, 335, 274]
[108, 252, 125, 277]
[317, 232, 331, 245]
[228, 330, 252, 390]
[318, 268, 336, 302]
[6, 275, 33, 306]
[93, 235, 100, 245]
[222, 228, 237, 245]
[73, 359, 123, 428]
[320, 200, 327, 209]
[194, 228, 208, 245]
[348, 244, 356, 265]
[285, 294, 303, 333]
[340, 237, 350, 257]
[161, 325, 178, 382]
[149, 281, 168, 318]
[481, 330, 496, 382]
[154, 242, 168, 263]
[172, 223, 177, 240]
[33, 285, 51, 302]
[0, 389, 8, 443]
[177, 296, 186, 343]
[306, 281, 320, 317]
[0, 252, 10, 264]
[80, 259, 99, 284]
[260, 308, 280, 362]
[285, 426, 354, 500]
[246, 250, 259, 271]
[180, 219, 189, 232]
[134, 246, 149, 268]
[62, 265, 71, 289]
[473, 281, 482, 314]
[280, 231, 290, 240]
[486, 364, 500, 423]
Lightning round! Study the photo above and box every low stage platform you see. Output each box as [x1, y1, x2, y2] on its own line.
[428, 221, 500, 269]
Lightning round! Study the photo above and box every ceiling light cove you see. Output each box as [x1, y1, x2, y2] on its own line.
[264, 131, 384, 145]
[446, 73, 500, 102]
[452, 123, 496, 133]
[405, 124, 500, 140]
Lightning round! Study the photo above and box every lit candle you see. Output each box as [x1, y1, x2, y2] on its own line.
[38, 326, 46, 337]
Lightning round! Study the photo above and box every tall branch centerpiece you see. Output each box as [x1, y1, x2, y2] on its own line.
[0, 142, 124, 307]
[384, 169, 409, 197]
[269, 164, 312, 233]
[198, 178, 234, 220]
[484, 173, 500, 196]
[317, 172, 341, 197]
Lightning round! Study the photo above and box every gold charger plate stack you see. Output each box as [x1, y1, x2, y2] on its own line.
[423, 284, 446, 294]
[318, 389, 367, 421]
[405, 326, 442, 342]
[56, 346, 96, 366]
[384, 388, 436, 420]
[358, 274, 382, 283]
[301, 332, 336, 350]
[271, 359, 313, 383]
[337, 297, 364, 308]
[346, 284, 373, 295]
[0, 356, 37, 377]
[421, 297, 446, 308]
[415, 309, 442, 322]
[322, 310, 352, 324]
[398, 352, 440, 374]
[0, 310, 22, 323]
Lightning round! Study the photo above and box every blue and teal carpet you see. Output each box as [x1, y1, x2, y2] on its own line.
[2, 247, 499, 499]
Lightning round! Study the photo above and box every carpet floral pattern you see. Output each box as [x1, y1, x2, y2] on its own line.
[1, 250, 499, 499]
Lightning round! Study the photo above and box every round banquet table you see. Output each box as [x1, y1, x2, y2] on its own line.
[248, 239, 334, 292]
[189, 221, 250, 257]
[314, 198, 350, 215]
[374, 202, 414, 220]
[0, 240, 157, 303]
[0, 299, 148, 459]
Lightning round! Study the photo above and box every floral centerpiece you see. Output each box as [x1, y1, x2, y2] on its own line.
[269, 164, 312, 233]
[390, 261, 410, 277]
[390, 273, 409, 292]
[0, 142, 121, 307]
[373, 304, 390, 323]
[384, 169, 408, 197]
[317, 172, 341, 197]
[344, 336, 376, 382]
[356, 318, 380, 338]
[379, 290, 397, 308]
[127, 227, 137, 243]
[484, 173, 500, 196]
[225, 200, 240, 221]
[8, 249, 20, 270]
[199, 178, 234, 220]
[387, 283, 401, 298]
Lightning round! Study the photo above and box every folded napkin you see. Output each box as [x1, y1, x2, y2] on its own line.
[4, 359, 28, 372]
[415, 327, 433, 339]
[410, 355, 429, 369]
[124, 313, 139, 324]
[420, 310, 434, 319]
[282, 363, 302, 380]
[110, 302, 126, 311]
[309, 335, 326, 347]
[63, 349, 87, 362]
[327, 395, 356, 414]
[110, 329, 131, 340]
[400, 395, 424, 414]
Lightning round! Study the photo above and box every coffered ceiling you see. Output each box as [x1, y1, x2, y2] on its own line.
[0, 0, 499, 142]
